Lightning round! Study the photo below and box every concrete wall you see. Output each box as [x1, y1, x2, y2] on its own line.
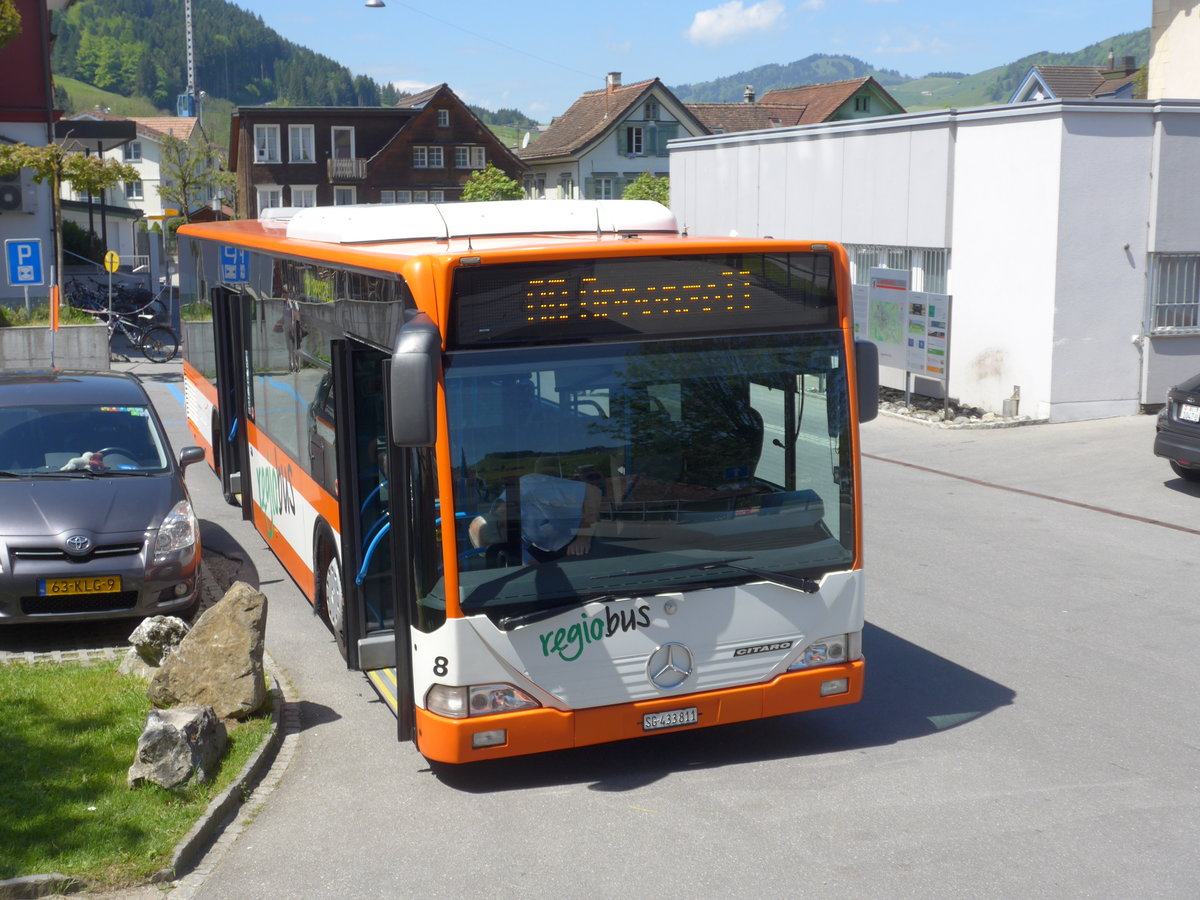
[669, 99, 1200, 421]
[0, 323, 110, 370]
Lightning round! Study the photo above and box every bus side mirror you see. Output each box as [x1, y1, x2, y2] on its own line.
[855, 340, 879, 423]
[389, 313, 442, 447]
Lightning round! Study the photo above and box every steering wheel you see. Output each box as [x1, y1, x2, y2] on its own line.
[97, 446, 137, 460]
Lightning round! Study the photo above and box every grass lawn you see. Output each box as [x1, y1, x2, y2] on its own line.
[0, 661, 273, 889]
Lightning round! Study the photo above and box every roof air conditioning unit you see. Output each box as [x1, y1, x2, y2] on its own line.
[0, 170, 35, 214]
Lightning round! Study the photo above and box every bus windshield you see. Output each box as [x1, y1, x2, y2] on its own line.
[435, 332, 855, 621]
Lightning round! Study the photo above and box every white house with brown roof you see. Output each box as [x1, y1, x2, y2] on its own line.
[519, 74, 905, 200]
[61, 112, 207, 221]
[1009, 61, 1140, 103]
[516, 74, 709, 200]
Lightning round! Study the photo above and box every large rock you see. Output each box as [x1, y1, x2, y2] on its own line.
[118, 615, 191, 680]
[147, 582, 267, 719]
[128, 706, 228, 789]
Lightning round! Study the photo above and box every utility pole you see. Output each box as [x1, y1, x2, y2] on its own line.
[176, 0, 198, 122]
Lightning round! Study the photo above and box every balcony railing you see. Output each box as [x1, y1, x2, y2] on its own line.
[327, 157, 367, 182]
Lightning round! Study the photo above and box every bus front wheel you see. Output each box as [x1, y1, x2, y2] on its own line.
[316, 533, 348, 661]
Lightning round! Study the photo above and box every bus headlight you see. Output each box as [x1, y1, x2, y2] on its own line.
[426, 683, 540, 719]
[788, 634, 849, 671]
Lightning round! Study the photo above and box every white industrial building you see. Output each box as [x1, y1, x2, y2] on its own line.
[670, 97, 1200, 421]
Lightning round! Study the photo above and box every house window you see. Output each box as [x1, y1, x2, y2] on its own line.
[558, 174, 574, 199]
[123, 141, 142, 162]
[430, 190, 444, 202]
[397, 190, 412, 203]
[1150, 254, 1200, 330]
[334, 186, 356, 205]
[455, 146, 486, 169]
[437, 109, 450, 127]
[413, 190, 428, 203]
[414, 146, 443, 168]
[593, 177, 613, 200]
[854, 96, 872, 112]
[380, 190, 395, 204]
[844, 244, 950, 295]
[254, 125, 280, 163]
[291, 185, 316, 207]
[625, 127, 643, 155]
[256, 185, 282, 212]
[331, 126, 355, 160]
[645, 100, 659, 120]
[124, 180, 143, 200]
[289, 125, 315, 163]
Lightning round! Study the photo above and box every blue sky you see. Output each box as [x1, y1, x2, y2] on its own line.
[235, 0, 1150, 120]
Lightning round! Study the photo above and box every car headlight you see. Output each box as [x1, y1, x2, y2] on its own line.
[788, 634, 850, 671]
[154, 499, 198, 564]
[425, 683, 540, 719]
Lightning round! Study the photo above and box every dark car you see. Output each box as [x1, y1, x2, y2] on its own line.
[1154, 371, 1200, 483]
[0, 371, 206, 625]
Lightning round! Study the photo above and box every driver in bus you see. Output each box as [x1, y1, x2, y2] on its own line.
[467, 459, 602, 565]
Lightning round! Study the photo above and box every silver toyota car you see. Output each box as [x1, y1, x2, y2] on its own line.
[0, 371, 205, 625]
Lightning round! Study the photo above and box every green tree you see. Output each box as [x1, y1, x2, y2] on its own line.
[157, 135, 235, 223]
[461, 163, 524, 201]
[622, 172, 670, 205]
[0, 0, 21, 49]
[0, 142, 137, 304]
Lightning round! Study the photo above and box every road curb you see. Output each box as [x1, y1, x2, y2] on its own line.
[151, 662, 287, 884]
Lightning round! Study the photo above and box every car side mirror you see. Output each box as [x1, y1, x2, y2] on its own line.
[179, 446, 205, 470]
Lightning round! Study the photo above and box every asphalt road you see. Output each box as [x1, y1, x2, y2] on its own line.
[29, 361, 1200, 898]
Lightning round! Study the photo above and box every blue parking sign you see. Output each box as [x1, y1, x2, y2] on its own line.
[220, 245, 250, 284]
[5, 239, 44, 287]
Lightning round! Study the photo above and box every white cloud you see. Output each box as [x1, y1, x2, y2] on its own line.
[390, 80, 438, 94]
[685, 0, 786, 47]
[872, 29, 952, 56]
[798, 0, 826, 10]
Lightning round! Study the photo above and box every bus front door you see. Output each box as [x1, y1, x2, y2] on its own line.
[210, 287, 251, 517]
[331, 340, 399, 672]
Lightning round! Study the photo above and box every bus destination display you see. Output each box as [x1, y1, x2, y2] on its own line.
[452, 253, 838, 347]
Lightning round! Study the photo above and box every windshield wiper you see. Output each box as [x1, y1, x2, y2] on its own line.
[592, 557, 820, 594]
[496, 593, 622, 631]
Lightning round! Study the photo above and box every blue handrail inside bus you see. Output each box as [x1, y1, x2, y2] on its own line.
[356, 519, 390, 586]
[228, 417, 238, 442]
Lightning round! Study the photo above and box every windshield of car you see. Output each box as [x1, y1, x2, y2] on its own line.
[430, 332, 855, 620]
[0, 404, 170, 474]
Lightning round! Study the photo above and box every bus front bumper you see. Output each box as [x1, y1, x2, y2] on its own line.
[414, 659, 864, 764]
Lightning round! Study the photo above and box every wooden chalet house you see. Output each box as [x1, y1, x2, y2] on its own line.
[229, 84, 526, 217]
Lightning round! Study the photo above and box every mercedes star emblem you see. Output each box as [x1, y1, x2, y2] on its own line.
[646, 642, 694, 690]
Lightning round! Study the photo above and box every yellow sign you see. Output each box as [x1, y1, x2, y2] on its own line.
[163, 208, 181, 216]
[103, 250, 120, 273]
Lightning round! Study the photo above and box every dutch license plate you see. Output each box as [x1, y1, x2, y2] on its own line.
[39, 575, 121, 596]
[1180, 403, 1200, 423]
[643, 707, 698, 731]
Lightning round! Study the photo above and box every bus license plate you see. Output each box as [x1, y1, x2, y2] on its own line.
[643, 707, 698, 731]
[39, 576, 121, 596]
[1181, 403, 1200, 423]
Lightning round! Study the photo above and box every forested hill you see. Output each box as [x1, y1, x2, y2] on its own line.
[49, 0, 537, 133]
[671, 54, 907, 104]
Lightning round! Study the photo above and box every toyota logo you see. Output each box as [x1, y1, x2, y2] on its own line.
[64, 534, 92, 556]
[646, 642, 694, 691]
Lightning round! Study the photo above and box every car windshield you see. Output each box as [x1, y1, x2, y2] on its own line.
[432, 332, 855, 620]
[0, 404, 169, 474]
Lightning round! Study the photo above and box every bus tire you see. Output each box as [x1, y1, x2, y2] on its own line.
[315, 530, 348, 660]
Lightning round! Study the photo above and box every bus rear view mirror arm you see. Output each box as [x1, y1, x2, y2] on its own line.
[855, 340, 879, 423]
[390, 313, 442, 447]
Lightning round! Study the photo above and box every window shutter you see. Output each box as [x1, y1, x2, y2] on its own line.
[657, 124, 677, 156]
[645, 128, 657, 157]
[584, 177, 595, 199]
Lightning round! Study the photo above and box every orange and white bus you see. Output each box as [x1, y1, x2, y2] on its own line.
[177, 200, 878, 764]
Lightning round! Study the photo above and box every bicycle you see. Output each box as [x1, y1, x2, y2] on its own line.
[107, 308, 180, 363]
